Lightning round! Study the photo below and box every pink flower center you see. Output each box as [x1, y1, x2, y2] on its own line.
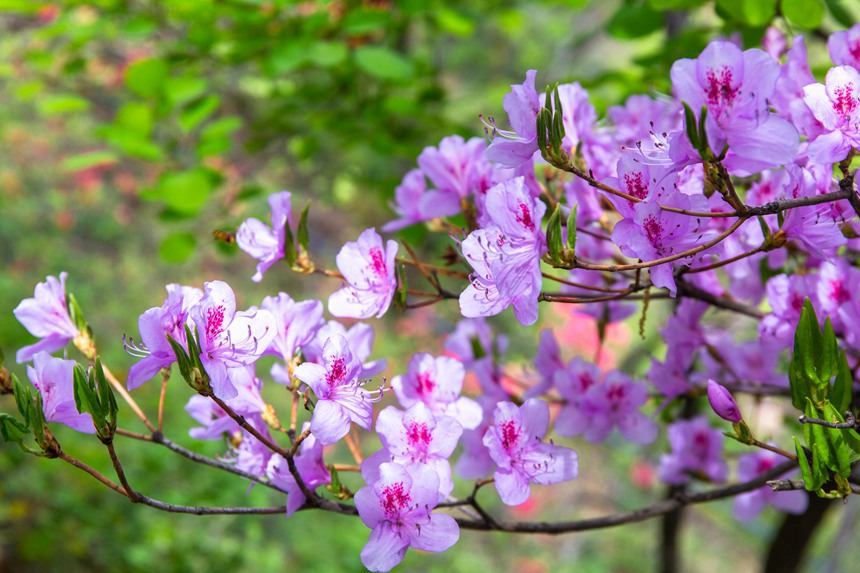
[606, 383, 627, 402]
[623, 170, 648, 199]
[205, 305, 225, 341]
[832, 84, 857, 121]
[705, 66, 739, 111]
[416, 372, 436, 396]
[381, 482, 412, 518]
[326, 356, 347, 386]
[756, 456, 776, 475]
[500, 419, 522, 452]
[516, 201, 535, 232]
[406, 421, 432, 452]
[829, 279, 849, 303]
[643, 215, 665, 250]
[850, 40, 860, 64]
[369, 247, 386, 275]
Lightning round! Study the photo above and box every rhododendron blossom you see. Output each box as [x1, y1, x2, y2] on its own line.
[14, 272, 79, 364]
[328, 228, 398, 319]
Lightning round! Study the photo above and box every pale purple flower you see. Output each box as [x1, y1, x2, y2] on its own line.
[454, 394, 498, 479]
[328, 228, 398, 319]
[526, 329, 565, 399]
[259, 293, 324, 364]
[381, 169, 460, 232]
[706, 379, 742, 423]
[185, 366, 265, 440]
[392, 353, 482, 430]
[779, 167, 846, 260]
[803, 66, 860, 164]
[14, 272, 79, 363]
[418, 135, 494, 199]
[354, 462, 459, 572]
[580, 371, 657, 444]
[603, 153, 677, 218]
[236, 190, 293, 282]
[611, 192, 718, 296]
[772, 36, 824, 139]
[460, 177, 546, 325]
[671, 40, 799, 175]
[191, 281, 276, 400]
[659, 416, 728, 485]
[608, 94, 681, 149]
[230, 415, 276, 478]
[126, 283, 203, 391]
[293, 334, 373, 445]
[366, 403, 463, 500]
[267, 422, 331, 516]
[303, 320, 387, 378]
[828, 24, 860, 69]
[818, 260, 856, 335]
[443, 317, 509, 369]
[483, 399, 578, 506]
[733, 450, 808, 522]
[553, 356, 602, 438]
[760, 273, 818, 348]
[484, 69, 540, 168]
[27, 351, 93, 433]
[554, 82, 617, 178]
[762, 26, 786, 60]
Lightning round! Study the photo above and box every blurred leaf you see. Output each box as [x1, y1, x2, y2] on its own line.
[268, 41, 310, 74]
[115, 101, 154, 136]
[60, 151, 118, 172]
[435, 8, 476, 36]
[341, 9, 391, 34]
[36, 94, 90, 116]
[648, 0, 707, 7]
[125, 58, 169, 98]
[824, 0, 855, 27]
[165, 76, 208, 107]
[742, 0, 777, 25]
[781, 0, 825, 28]
[354, 46, 414, 81]
[307, 41, 348, 67]
[607, 2, 663, 39]
[159, 232, 197, 263]
[180, 95, 220, 132]
[158, 169, 215, 215]
[0, 0, 45, 11]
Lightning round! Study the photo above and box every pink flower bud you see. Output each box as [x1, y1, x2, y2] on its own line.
[707, 379, 742, 423]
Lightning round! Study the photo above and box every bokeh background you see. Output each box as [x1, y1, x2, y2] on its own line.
[2, 1, 860, 571]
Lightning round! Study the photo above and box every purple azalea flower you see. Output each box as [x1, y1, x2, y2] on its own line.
[417, 135, 494, 199]
[733, 450, 808, 522]
[454, 394, 499, 480]
[191, 281, 276, 400]
[355, 462, 459, 572]
[484, 69, 540, 168]
[328, 228, 398, 319]
[126, 283, 203, 391]
[483, 399, 578, 506]
[392, 353, 482, 431]
[670, 40, 798, 175]
[803, 66, 860, 165]
[185, 366, 265, 440]
[580, 370, 657, 444]
[230, 415, 277, 478]
[554, 82, 617, 178]
[817, 260, 857, 335]
[828, 24, 860, 69]
[443, 317, 509, 369]
[460, 177, 547, 325]
[236, 190, 293, 282]
[381, 169, 460, 232]
[611, 192, 719, 296]
[778, 166, 846, 261]
[608, 94, 681, 150]
[27, 352, 93, 433]
[659, 416, 728, 485]
[293, 334, 374, 445]
[267, 422, 331, 517]
[706, 379, 742, 423]
[365, 403, 463, 500]
[603, 153, 677, 218]
[553, 356, 602, 438]
[760, 273, 818, 348]
[526, 329, 565, 399]
[772, 36, 824, 139]
[762, 26, 787, 60]
[303, 320, 387, 378]
[259, 293, 324, 364]
[14, 272, 79, 364]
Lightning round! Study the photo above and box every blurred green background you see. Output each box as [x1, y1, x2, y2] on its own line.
[2, 0, 860, 571]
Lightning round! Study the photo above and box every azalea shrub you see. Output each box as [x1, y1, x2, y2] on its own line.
[6, 15, 860, 573]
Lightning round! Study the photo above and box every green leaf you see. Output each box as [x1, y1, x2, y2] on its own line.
[824, 0, 855, 27]
[341, 9, 391, 34]
[115, 101, 154, 136]
[73, 365, 104, 422]
[831, 349, 852, 413]
[682, 102, 700, 152]
[435, 8, 476, 36]
[546, 205, 564, 266]
[648, 0, 708, 7]
[12, 374, 32, 425]
[817, 317, 838, 389]
[158, 169, 214, 216]
[567, 204, 578, 254]
[179, 95, 220, 132]
[822, 403, 856, 476]
[354, 46, 414, 82]
[306, 41, 348, 68]
[741, 0, 777, 25]
[165, 76, 208, 107]
[125, 58, 169, 98]
[37, 94, 90, 116]
[297, 200, 311, 253]
[0, 413, 30, 445]
[283, 224, 297, 268]
[60, 150, 118, 172]
[159, 232, 197, 263]
[607, 3, 663, 39]
[794, 436, 815, 491]
[781, 0, 825, 28]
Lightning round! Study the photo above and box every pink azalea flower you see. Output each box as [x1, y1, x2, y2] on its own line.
[27, 352, 93, 434]
[236, 191, 294, 282]
[259, 293, 324, 364]
[293, 334, 374, 445]
[803, 66, 860, 164]
[827, 24, 860, 69]
[267, 422, 331, 517]
[484, 69, 540, 168]
[392, 353, 483, 430]
[354, 462, 459, 572]
[659, 416, 728, 485]
[328, 228, 398, 319]
[483, 399, 579, 506]
[733, 450, 808, 522]
[14, 272, 79, 364]
[381, 169, 460, 232]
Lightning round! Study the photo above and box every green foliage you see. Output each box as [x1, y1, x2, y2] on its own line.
[788, 299, 860, 498]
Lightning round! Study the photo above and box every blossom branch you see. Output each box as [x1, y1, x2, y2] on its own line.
[798, 411, 858, 430]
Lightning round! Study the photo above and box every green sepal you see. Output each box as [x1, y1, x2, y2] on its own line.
[536, 107, 548, 159]
[757, 215, 771, 241]
[297, 200, 311, 255]
[394, 263, 408, 309]
[546, 205, 564, 266]
[167, 333, 192, 382]
[697, 105, 709, 154]
[67, 293, 87, 332]
[551, 84, 565, 152]
[282, 223, 298, 268]
[566, 203, 578, 254]
[794, 436, 816, 491]
[93, 358, 118, 435]
[12, 374, 32, 425]
[682, 102, 700, 152]
[0, 413, 31, 447]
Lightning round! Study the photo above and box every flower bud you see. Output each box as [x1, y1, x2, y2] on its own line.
[707, 379, 742, 423]
[0, 366, 12, 395]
